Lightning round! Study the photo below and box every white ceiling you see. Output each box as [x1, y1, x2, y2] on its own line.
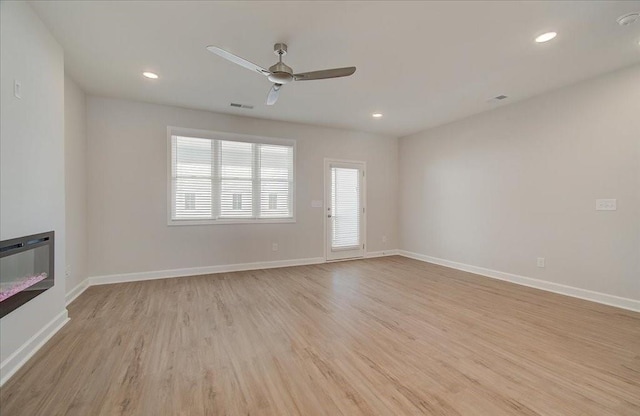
[31, 1, 640, 137]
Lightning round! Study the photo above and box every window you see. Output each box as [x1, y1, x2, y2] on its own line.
[169, 128, 294, 225]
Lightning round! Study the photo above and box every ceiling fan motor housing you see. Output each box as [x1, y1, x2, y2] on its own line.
[268, 64, 293, 83]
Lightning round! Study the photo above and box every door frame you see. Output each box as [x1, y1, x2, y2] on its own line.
[323, 158, 367, 261]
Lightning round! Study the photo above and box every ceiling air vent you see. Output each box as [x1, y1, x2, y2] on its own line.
[488, 95, 508, 103]
[230, 103, 254, 109]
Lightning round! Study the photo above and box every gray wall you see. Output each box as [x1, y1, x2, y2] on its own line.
[64, 75, 88, 294]
[0, 1, 66, 365]
[86, 97, 398, 276]
[399, 64, 640, 300]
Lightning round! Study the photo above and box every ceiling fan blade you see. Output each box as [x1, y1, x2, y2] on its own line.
[206, 46, 270, 75]
[266, 84, 282, 106]
[293, 66, 356, 81]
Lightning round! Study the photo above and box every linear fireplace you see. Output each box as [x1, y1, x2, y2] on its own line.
[0, 231, 54, 318]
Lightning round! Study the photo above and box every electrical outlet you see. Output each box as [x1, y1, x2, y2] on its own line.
[65, 265, 72, 278]
[271, 243, 278, 252]
[382, 235, 387, 244]
[596, 199, 616, 211]
[537, 257, 545, 268]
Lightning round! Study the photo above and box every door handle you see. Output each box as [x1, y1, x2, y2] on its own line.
[327, 214, 332, 218]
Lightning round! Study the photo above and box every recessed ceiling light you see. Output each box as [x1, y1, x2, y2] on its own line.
[142, 72, 159, 79]
[617, 13, 639, 26]
[372, 113, 383, 118]
[535, 32, 557, 43]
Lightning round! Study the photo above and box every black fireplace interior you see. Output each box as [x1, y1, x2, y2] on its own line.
[0, 231, 55, 318]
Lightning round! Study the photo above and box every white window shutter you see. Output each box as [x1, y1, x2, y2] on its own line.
[170, 133, 294, 223]
[258, 144, 293, 218]
[172, 136, 213, 220]
[218, 140, 253, 218]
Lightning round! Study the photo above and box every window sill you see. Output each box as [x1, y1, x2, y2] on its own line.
[168, 218, 296, 226]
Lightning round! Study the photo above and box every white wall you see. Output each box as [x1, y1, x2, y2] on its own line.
[0, 1, 66, 370]
[86, 97, 398, 277]
[64, 75, 87, 296]
[399, 64, 640, 301]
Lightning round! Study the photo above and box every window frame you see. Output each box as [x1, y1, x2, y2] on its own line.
[167, 126, 296, 226]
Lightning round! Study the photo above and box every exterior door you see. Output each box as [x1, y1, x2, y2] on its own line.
[325, 160, 365, 261]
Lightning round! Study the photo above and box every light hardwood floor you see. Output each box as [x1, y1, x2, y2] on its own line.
[1, 256, 639, 415]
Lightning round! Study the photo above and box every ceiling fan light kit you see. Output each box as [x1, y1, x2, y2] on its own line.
[206, 42, 356, 105]
[616, 12, 639, 26]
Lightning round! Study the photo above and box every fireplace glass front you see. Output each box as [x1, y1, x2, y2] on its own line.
[0, 231, 54, 318]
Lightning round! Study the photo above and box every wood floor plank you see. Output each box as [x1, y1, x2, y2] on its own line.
[1, 256, 638, 415]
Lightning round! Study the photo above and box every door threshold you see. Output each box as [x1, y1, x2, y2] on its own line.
[325, 256, 365, 263]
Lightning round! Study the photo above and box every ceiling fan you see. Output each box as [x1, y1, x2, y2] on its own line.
[206, 43, 356, 105]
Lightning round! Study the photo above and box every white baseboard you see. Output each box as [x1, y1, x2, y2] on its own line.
[86, 252, 402, 287]
[69, 249, 640, 313]
[398, 250, 640, 313]
[0, 309, 69, 386]
[365, 249, 399, 258]
[89, 256, 326, 286]
[65, 279, 89, 306]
